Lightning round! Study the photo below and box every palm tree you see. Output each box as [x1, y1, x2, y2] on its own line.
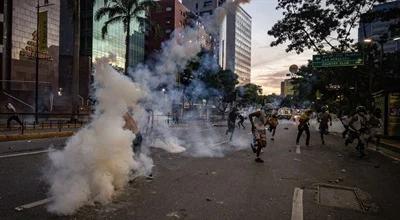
[95, 0, 154, 75]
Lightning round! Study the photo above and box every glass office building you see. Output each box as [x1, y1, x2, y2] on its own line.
[92, 0, 145, 70]
[11, 0, 60, 92]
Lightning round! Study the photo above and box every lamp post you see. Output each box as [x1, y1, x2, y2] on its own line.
[35, 0, 54, 124]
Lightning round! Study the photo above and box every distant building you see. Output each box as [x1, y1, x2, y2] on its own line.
[146, 0, 191, 56]
[182, 0, 252, 85]
[281, 79, 295, 97]
[358, 0, 400, 53]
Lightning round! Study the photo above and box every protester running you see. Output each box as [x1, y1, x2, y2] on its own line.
[249, 108, 268, 163]
[226, 107, 239, 141]
[5, 103, 23, 129]
[296, 109, 312, 147]
[237, 113, 246, 129]
[345, 106, 368, 158]
[318, 106, 332, 145]
[267, 111, 279, 141]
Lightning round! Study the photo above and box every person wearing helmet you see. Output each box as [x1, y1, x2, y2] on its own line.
[296, 109, 313, 147]
[346, 106, 368, 158]
[226, 107, 239, 141]
[318, 106, 332, 145]
[249, 108, 269, 163]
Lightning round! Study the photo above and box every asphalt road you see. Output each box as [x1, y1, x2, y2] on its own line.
[0, 122, 399, 220]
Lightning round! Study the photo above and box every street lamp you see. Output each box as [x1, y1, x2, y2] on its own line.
[35, 0, 54, 124]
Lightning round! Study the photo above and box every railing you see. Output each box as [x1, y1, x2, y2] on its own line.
[0, 113, 90, 135]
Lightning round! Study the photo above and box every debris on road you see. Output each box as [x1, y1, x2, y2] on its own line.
[294, 158, 301, 162]
[206, 198, 213, 201]
[15, 198, 52, 211]
[341, 169, 346, 173]
[374, 164, 380, 168]
[166, 211, 180, 219]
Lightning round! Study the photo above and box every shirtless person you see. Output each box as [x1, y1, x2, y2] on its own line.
[123, 111, 143, 156]
[249, 108, 269, 163]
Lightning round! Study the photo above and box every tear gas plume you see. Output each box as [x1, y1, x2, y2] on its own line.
[47, 56, 148, 215]
[47, 0, 251, 215]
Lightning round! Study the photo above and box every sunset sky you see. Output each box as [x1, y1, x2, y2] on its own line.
[241, 0, 315, 95]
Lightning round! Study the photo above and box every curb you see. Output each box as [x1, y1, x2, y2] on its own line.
[378, 141, 400, 154]
[0, 131, 74, 142]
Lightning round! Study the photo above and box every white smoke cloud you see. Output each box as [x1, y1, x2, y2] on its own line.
[47, 0, 252, 215]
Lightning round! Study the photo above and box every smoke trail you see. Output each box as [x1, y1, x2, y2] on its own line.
[47, 0, 252, 215]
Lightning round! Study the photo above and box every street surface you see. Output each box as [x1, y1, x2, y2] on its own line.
[0, 121, 399, 220]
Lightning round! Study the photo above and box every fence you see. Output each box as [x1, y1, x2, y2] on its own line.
[0, 113, 90, 135]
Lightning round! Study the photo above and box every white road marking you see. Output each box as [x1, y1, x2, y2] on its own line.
[291, 187, 303, 220]
[0, 149, 51, 159]
[15, 198, 52, 211]
[296, 145, 301, 154]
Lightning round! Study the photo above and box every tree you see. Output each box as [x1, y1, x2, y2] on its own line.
[95, 0, 155, 75]
[268, 0, 399, 54]
[237, 83, 263, 105]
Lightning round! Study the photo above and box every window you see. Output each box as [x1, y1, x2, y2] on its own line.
[166, 7, 172, 12]
[166, 20, 171, 24]
[165, 29, 172, 34]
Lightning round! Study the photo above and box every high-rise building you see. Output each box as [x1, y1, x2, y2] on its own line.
[358, 1, 400, 53]
[59, 0, 146, 111]
[182, 0, 252, 85]
[146, 0, 190, 56]
[1, 0, 60, 112]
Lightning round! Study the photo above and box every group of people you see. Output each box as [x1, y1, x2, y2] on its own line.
[341, 106, 382, 158]
[226, 107, 279, 163]
[293, 105, 382, 158]
[295, 106, 332, 147]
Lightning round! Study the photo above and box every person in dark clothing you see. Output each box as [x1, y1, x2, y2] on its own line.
[5, 103, 23, 129]
[237, 114, 245, 129]
[346, 106, 368, 158]
[267, 112, 279, 141]
[226, 107, 239, 141]
[318, 106, 332, 145]
[296, 110, 312, 147]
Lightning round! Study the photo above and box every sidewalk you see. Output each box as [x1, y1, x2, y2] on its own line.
[378, 138, 400, 154]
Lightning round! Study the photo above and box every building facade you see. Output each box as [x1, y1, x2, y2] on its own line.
[358, 0, 400, 53]
[1, 0, 60, 113]
[281, 79, 295, 97]
[182, 0, 251, 85]
[59, 0, 146, 111]
[146, 0, 190, 56]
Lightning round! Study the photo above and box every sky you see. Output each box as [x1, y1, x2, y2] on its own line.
[241, 0, 315, 95]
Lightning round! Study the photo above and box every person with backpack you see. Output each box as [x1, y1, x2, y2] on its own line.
[345, 106, 368, 158]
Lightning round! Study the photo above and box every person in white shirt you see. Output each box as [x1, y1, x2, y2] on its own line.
[5, 103, 23, 129]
